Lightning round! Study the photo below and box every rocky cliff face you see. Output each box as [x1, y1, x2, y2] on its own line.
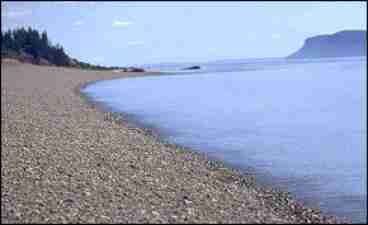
[287, 30, 366, 58]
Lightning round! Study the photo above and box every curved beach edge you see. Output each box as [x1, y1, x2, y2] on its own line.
[2, 61, 347, 223]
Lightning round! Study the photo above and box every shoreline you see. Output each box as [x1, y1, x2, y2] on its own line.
[78, 67, 356, 223]
[77, 70, 362, 224]
[2, 61, 346, 223]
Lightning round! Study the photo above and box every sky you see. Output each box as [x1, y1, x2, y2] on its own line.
[1, 1, 367, 66]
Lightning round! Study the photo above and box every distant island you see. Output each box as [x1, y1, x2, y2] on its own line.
[287, 30, 367, 59]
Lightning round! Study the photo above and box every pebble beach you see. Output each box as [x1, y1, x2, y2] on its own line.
[1, 59, 345, 223]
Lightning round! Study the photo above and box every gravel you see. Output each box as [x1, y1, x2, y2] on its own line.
[1, 61, 346, 223]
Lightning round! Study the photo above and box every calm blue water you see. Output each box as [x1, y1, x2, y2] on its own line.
[82, 57, 367, 223]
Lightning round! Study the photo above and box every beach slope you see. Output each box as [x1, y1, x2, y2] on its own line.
[1, 61, 342, 223]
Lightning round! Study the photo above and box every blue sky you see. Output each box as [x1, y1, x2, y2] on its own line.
[1, 1, 366, 66]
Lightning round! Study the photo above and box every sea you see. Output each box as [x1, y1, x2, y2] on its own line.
[81, 56, 367, 223]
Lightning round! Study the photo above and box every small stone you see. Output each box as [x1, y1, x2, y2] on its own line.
[184, 199, 192, 205]
[187, 208, 195, 215]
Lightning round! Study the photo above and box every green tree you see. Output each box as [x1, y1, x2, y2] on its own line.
[2, 30, 14, 51]
[12, 27, 26, 52]
[2, 26, 120, 70]
[40, 30, 50, 58]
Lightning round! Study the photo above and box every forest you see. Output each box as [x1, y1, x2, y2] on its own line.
[1, 27, 128, 70]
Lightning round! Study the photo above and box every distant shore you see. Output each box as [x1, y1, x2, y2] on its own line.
[2, 60, 345, 223]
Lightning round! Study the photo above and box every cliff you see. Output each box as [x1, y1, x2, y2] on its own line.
[287, 30, 366, 58]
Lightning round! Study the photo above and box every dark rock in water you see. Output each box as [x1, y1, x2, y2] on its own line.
[126, 67, 145, 72]
[287, 30, 367, 59]
[182, 65, 201, 70]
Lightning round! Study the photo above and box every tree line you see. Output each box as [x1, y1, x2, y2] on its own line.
[1, 27, 71, 66]
[1, 27, 132, 70]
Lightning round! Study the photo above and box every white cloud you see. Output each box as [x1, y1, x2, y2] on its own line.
[5, 9, 32, 18]
[86, 2, 97, 6]
[127, 41, 144, 46]
[208, 48, 219, 54]
[73, 20, 84, 26]
[302, 11, 314, 18]
[271, 33, 281, 39]
[271, 17, 281, 25]
[112, 20, 133, 27]
[51, 2, 98, 8]
[55, 2, 83, 7]
[247, 33, 257, 40]
[1, 2, 7, 9]
[93, 57, 105, 63]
